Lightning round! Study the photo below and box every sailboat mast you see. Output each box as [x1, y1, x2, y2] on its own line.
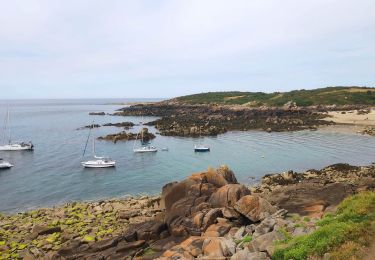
[7, 110, 11, 145]
[93, 131, 96, 157]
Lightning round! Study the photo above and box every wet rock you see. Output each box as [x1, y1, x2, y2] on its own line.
[102, 122, 135, 128]
[89, 112, 105, 115]
[234, 195, 277, 222]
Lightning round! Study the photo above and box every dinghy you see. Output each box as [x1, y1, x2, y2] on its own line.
[194, 128, 210, 152]
[0, 158, 13, 169]
[194, 145, 210, 152]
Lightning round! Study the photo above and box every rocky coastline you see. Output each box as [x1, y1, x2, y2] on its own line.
[112, 103, 340, 137]
[1, 163, 374, 259]
[97, 128, 155, 143]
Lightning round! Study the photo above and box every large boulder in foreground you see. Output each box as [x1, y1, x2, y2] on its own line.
[161, 166, 239, 235]
[162, 166, 237, 220]
[234, 195, 277, 222]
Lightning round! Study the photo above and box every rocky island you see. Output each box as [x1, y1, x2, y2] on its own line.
[1, 163, 374, 259]
[113, 87, 374, 137]
[98, 128, 155, 143]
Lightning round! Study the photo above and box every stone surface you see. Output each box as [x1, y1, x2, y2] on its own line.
[234, 195, 277, 222]
[209, 184, 250, 208]
[249, 230, 285, 256]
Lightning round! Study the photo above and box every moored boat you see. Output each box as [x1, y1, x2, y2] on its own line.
[194, 145, 210, 152]
[81, 123, 116, 168]
[0, 110, 34, 151]
[0, 158, 13, 169]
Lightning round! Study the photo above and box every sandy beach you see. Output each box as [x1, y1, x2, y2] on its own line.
[321, 108, 375, 135]
[323, 108, 375, 126]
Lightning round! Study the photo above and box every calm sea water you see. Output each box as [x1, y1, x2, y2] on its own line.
[0, 99, 374, 213]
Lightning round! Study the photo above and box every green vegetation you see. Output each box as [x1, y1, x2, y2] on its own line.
[176, 87, 375, 106]
[272, 191, 375, 260]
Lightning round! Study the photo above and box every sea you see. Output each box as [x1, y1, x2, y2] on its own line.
[0, 99, 374, 213]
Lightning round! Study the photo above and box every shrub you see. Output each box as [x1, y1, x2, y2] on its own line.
[272, 192, 375, 260]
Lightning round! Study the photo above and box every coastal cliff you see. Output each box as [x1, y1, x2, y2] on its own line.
[1, 163, 374, 259]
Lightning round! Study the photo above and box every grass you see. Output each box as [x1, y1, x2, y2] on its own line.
[176, 87, 375, 106]
[272, 191, 375, 260]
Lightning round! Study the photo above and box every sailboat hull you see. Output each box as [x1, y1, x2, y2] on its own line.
[133, 148, 158, 153]
[81, 160, 116, 168]
[0, 143, 34, 151]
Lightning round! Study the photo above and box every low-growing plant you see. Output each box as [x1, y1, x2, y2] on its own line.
[272, 191, 375, 260]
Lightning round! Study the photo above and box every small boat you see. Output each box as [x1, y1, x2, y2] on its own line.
[0, 110, 34, 151]
[133, 128, 157, 153]
[194, 145, 210, 152]
[194, 128, 210, 152]
[81, 123, 116, 168]
[0, 158, 13, 169]
[134, 145, 158, 153]
[161, 148, 169, 151]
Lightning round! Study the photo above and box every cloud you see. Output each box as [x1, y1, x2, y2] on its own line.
[0, 0, 374, 98]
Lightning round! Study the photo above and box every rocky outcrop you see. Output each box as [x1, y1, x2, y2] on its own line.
[89, 112, 106, 115]
[0, 196, 162, 259]
[97, 128, 156, 143]
[362, 126, 375, 136]
[76, 124, 101, 130]
[102, 122, 135, 129]
[254, 163, 375, 217]
[113, 103, 332, 137]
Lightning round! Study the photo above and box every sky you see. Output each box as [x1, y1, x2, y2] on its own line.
[0, 0, 374, 99]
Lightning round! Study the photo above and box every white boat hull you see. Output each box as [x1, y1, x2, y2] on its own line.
[133, 147, 158, 153]
[194, 145, 210, 152]
[81, 159, 116, 168]
[0, 143, 34, 151]
[0, 162, 13, 169]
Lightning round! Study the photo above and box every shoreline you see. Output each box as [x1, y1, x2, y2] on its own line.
[1, 163, 374, 259]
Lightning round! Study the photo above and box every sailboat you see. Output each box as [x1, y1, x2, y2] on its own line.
[194, 128, 210, 152]
[133, 128, 157, 153]
[81, 124, 116, 168]
[0, 158, 13, 169]
[0, 109, 34, 151]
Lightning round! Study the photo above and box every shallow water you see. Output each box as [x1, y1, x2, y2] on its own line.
[0, 99, 374, 213]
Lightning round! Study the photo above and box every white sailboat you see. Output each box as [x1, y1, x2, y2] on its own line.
[0, 110, 34, 151]
[133, 128, 157, 153]
[0, 158, 13, 169]
[81, 125, 116, 168]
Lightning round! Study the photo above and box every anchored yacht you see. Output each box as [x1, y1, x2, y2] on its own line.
[0, 110, 34, 151]
[81, 123, 116, 168]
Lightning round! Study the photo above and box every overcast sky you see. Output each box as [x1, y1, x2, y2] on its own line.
[0, 0, 374, 99]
